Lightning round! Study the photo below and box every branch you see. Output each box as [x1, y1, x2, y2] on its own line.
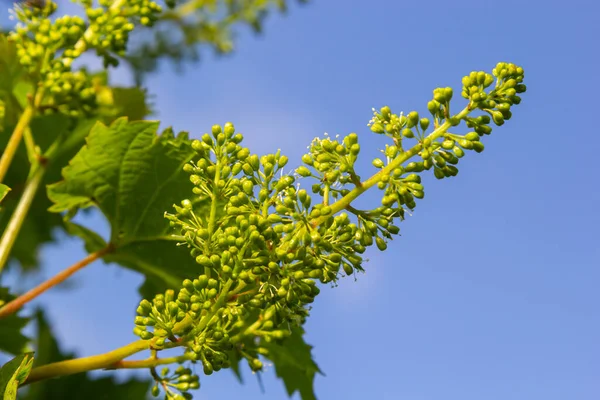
[0, 245, 115, 319]
[0, 166, 45, 274]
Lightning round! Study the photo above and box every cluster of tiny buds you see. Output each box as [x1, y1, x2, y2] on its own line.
[133, 63, 526, 399]
[151, 365, 200, 400]
[9, 0, 163, 116]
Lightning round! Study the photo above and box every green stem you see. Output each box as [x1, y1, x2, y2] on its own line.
[22, 126, 38, 164]
[0, 166, 45, 274]
[0, 106, 33, 183]
[25, 340, 150, 385]
[0, 82, 46, 183]
[312, 106, 472, 227]
[107, 354, 193, 370]
[207, 161, 221, 240]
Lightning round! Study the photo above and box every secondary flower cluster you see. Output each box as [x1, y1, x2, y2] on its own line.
[9, 0, 162, 116]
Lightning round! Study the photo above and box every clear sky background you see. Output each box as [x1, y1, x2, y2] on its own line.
[2, 0, 600, 399]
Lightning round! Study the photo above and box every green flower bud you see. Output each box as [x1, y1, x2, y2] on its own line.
[237, 148, 250, 160]
[442, 139, 455, 150]
[224, 122, 235, 137]
[370, 123, 385, 134]
[279, 155, 289, 167]
[296, 166, 311, 177]
[380, 105, 391, 119]
[491, 111, 505, 126]
[433, 88, 446, 103]
[375, 237, 387, 251]
[267, 214, 282, 223]
[475, 124, 492, 135]
[464, 132, 480, 141]
[302, 154, 314, 165]
[264, 162, 274, 176]
[202, 133, 213, 146]
[427, 100, 440, 115]
[385, 146, 399, 158]
[211, 124, 222, 136]
[453, 146, 465, 158]
[372, 158, 384, 168]
[458, 139, 474, 150]
[472, 141, 485, 153]
[444, 87, 453, 101]
[407, 111, 419, 128]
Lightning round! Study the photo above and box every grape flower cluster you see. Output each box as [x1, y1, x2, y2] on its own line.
[9, 0, 162, 116]
[132, 63, 526, 398]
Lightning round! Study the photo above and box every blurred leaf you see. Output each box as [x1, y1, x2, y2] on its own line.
[0, 288, 30, 356]
[124, 0, 309, 84]
[227, 347, 244, 384]
[262, 327, 322, 400]
[0, 34, 29, 128]
[23, 310, 151, 400]
[0, 352, 34, 400]
[47, 118, 203, 298]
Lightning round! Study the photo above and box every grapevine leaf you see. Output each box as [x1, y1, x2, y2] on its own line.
[0, 66, 151, 272]
[261, 327, 322, 400]
[0, 288, 30, 356]
[23, 310, 151, 400]
[47, 118, 201, 297]
[0, 352, 34, 400]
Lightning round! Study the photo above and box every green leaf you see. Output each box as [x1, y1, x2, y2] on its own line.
[261, 328, 322, 400]
[0, 288, 30, 356]
[0, 185, 10, 204]
[47, 118, 201, 297]
[23, 310, 151, 400]
[110, 88, 152, 120]
[0, 353, 34, 400]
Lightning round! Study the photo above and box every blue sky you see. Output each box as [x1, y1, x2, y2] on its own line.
[2, 0, 600, 399]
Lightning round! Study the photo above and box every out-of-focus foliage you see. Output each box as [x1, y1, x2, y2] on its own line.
[125, 0, 309, 84]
